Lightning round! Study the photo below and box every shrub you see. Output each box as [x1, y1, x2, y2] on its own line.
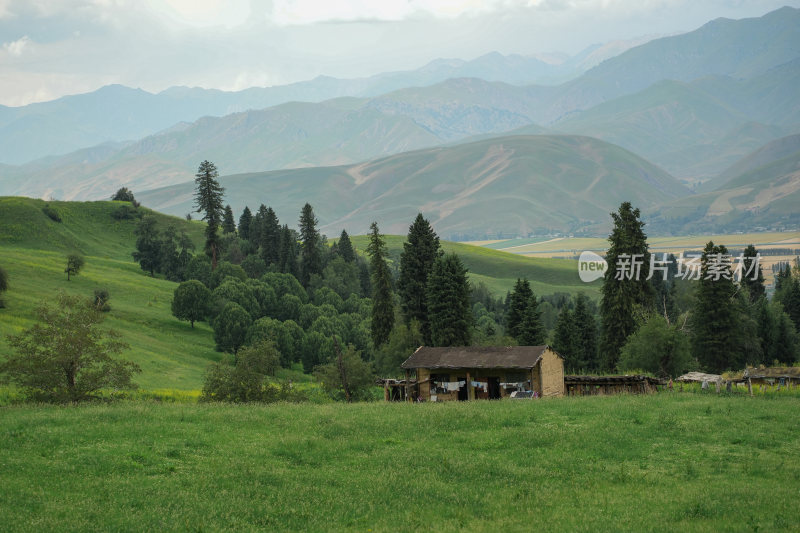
[93, 288, 111, 312]
[42, 204, 62, 222]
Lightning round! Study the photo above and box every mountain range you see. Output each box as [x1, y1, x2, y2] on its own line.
[0, 6, 799, 237]
[136, 135, 689, 238]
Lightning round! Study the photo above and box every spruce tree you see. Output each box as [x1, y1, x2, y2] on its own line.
[278, 225, 299, 278]
[517, 295, 546, 345]
[298, 203, 322, 287]
[193, 160, 225, 270]
[741, 244, 765, 303]
[506, 278, 533, 339]
[398, 213, 441, 344]
[260, 207, 281, 267]
[692, 241, 741, 373]
[222, 205, 236, 234]
[552, 306, 580, 371]
[573, 293, 599, 370]
[238, 206, 253, 241]
[338, 229, 356, 263]
[599, 202, 653, 370]
[427, 253, 472, 347]
[367, 222, 394, 348]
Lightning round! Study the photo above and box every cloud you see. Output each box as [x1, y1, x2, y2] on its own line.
[3, 35, 30, 55]
[268, 0, 527, 25]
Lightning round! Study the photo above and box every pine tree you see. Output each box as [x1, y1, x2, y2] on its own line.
[193, 160, 225, 270]
[573, 293, 599, 370]
[298, 203, 322, 287]
[741, 244, 765, 303]
[427, 253, 472, 347]
[367, 222, 394, 348]
[599, 202, 653, 370]
[278, 225, 298, 278]
[517, 295, 546, 345]
[222, 205, 236, 235]
[338, 229, 356, 263]
[238, 206, 253, 241]
[398, 213, 441, 344]
[260, 207, 281, 267]
[552, 306, 580, 371]
[692, 241, 741, 373]
[506, 278, 533, 339]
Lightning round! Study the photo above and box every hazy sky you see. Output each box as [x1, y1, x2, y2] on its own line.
[1, 0, 798, 106]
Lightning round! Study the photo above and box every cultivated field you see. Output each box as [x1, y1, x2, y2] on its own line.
[1, 394, 798, 531]
[469, 231, 800, 285]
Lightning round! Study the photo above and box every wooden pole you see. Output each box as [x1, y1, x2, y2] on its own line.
[384, 380, 389, 402]
[405, 369, 411, 402]
[747, 377, 753, 397]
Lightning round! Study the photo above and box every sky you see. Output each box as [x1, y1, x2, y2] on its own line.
[1, 0, 798, 106]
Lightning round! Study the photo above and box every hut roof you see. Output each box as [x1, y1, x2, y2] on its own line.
[401, 345, 549, 370]
[676, 372, 722, 383]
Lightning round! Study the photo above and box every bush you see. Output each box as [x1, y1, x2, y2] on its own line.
[111, 205, 140, 220]
[42, 204, 62, 222]
[93, 288, 111, 312]
[201, 340, 305, 403]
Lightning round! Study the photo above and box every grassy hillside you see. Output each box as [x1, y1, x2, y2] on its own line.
[0, 198, 217, 390]
[350, 234, 597, 298]
[0, 197, 594, 390]
[139, 135, 688, 239]
[1, 394, 798, 531]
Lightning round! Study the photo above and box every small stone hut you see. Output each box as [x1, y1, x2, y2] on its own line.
[400, 345, 565, 401]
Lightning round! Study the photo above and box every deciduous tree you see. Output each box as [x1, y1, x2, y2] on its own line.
[64, 253, 85, 281]
[172, 280, 211, 328]
[2, 292, 139, 402]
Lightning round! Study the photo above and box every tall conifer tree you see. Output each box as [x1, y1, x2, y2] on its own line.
[599, 202, 653, 370]
[692, 241, 741, 372]
[338, 229, 356, 263]
[260, 207, 281, 267]
[427, 253, 472, 347]
[193, 160, 225, 269]
[222, 205, 236, 234]
[298, 204, 322, 287]
[398, 213, 441, 344]
[367, 222, 394, 348]
[238, 206, 253, 241]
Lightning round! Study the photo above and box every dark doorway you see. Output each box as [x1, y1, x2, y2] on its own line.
[457, 377, 468, 401]
[488, 377, 501, 399]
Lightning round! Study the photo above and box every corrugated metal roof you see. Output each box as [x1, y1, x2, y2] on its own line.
[401, 345, 549, 370]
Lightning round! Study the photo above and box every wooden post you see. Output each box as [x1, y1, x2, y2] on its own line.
[466, 371, 473, 401]
[747, 377, 753, 397]
[384, 380, 389, 402]
[405, 369, 411, 402]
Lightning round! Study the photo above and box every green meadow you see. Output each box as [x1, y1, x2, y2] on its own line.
[1, 394, 798, 532]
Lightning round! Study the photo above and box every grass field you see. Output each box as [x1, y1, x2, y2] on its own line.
[1, 393, 798, 531]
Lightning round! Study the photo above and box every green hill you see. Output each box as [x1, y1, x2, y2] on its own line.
[0, 197, 218, 390]
[0, 197, 596, 391]
[138, 135, 688, 239]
